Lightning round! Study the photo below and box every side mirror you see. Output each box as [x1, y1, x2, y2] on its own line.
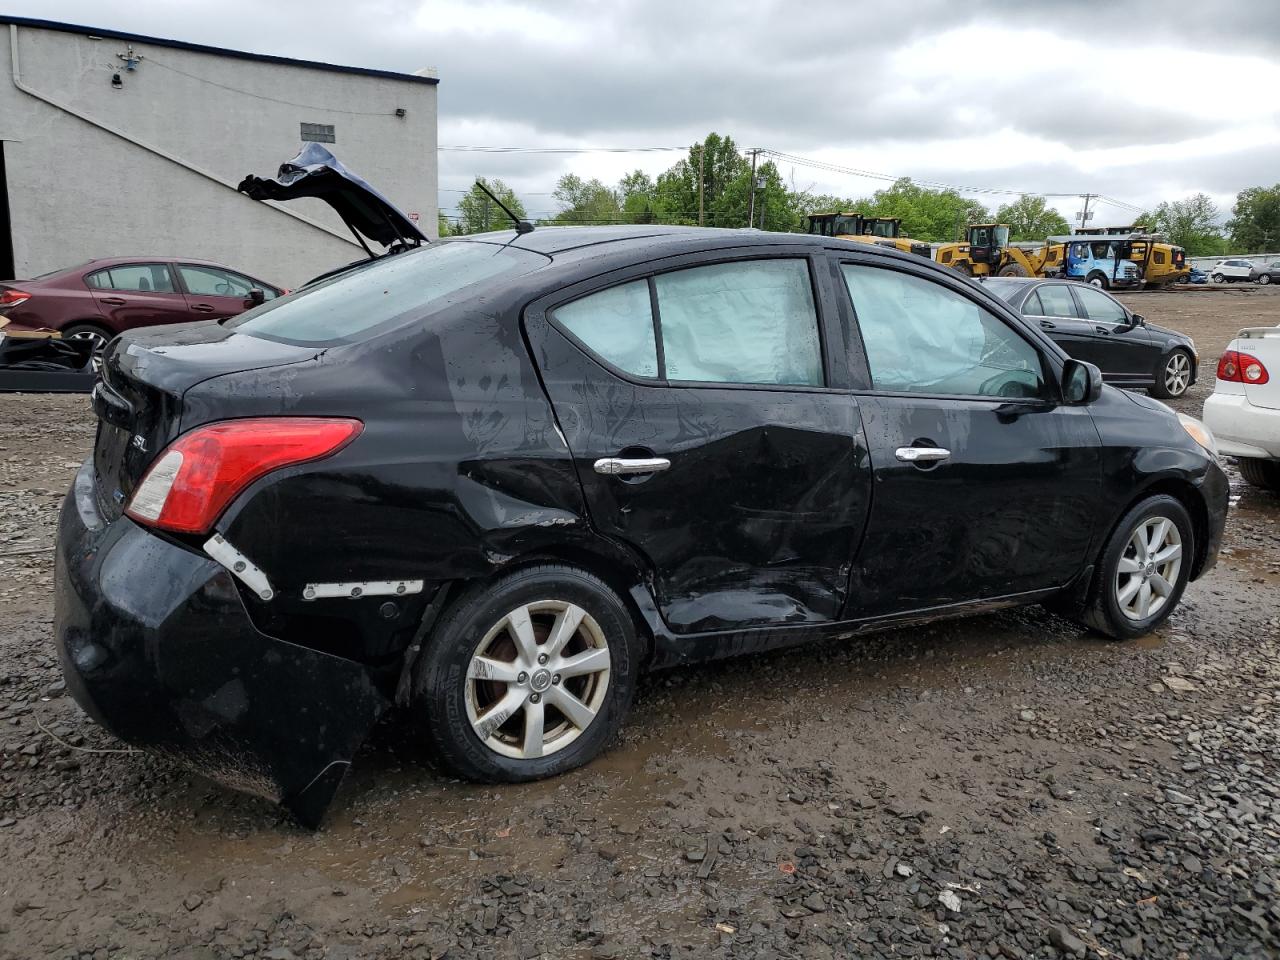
[1130, 313, 1145, 326]
[245, 288, 266, 307]
[1062, 359, 1103, 404]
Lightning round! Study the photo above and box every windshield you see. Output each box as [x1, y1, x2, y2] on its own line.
[229, 241, 548, 345]
[994, 226, 1010, 247]
[868, 221, 896, 238]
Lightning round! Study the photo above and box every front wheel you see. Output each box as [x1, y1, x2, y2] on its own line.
[1151, 349, 1193, 399]
[1211, 273, 1226, 284]
[414, 564, 640, 782]
[1079, 495, 1194, 640]
[1087, 272, 1109, 289]
[1260, 274, 1272, 285]
[1238, 457, 1280, 491]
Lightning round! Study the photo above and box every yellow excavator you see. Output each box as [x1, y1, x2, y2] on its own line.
[933, 224, 1066, 278]
[806, 212, 932, 259]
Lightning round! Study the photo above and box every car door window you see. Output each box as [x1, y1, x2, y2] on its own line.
[85, 263, 175, 293]
[654, 259, 822, 386]
[551, 259, 824, 387]
[1021, 290, 1047, 316]
[552, 279, 658, 378]
[179, 265, 256, 298]
[1074, 285, 1128, 324]
[841, 264, 1046, 399]
[1036, 284, 1080, 318]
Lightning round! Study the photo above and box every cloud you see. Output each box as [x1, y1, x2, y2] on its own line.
[6, 0, 1278, 215]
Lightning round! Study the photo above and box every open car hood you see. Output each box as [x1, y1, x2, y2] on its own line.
[237, 143, 427, 251]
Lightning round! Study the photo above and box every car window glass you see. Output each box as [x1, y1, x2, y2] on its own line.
[179, 265, 254, 298]
[85, 263, 174, 293]
[1036, 284, 1080, 318]
[1022, 290, 1046, 316]
[1074, 285, 1128, 323]
[841, 265, 1046, 399]
[231, 241, 548, 345]
[553, 280, 658, 378]
[654, 259, 822, 386]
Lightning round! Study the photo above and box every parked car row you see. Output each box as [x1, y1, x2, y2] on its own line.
[1198, 258, 1280, 285]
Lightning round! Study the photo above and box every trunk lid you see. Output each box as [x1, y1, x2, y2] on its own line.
[92, 322, 320, 519]
[1236, 327, 1280, 411]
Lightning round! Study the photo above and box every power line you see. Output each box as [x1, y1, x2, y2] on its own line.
[439, 145, 685, 154]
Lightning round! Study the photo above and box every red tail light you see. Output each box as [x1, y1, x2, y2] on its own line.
[1217, 350, 1270, 385]
[0, 290, 31, 307]
[126, 417, 362, 534]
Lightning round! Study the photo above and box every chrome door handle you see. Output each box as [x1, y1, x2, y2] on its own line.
[895, 447, 951, 463]
[593, 457, 671, 476]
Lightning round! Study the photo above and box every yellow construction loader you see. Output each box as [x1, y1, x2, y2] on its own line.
[806, 212, 932, 259]
[933, 224, 1066, 278]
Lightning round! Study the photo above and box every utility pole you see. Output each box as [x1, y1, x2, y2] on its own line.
[697, 145, 705, 227]
[1076, 193, 1096, 230]
[747, 148, 759, 228]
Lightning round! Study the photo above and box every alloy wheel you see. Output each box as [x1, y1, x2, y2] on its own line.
[65, 329, 108, 371]
[465, 600, 611, 760]
[1261, 274, 1272, 285]
[1163, 353, 1191, 397]
[1114, 516, 1182, 621]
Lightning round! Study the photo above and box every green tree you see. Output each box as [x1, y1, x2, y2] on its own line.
[437, 213, 453, 237]
[994, 195, 1071, 242]
[1136, 194, 1226, 256]
[551, 174, 622, 224]
[654, 133, 751, 226]
[618, 169, 658, 223]
[455, 178, 526, 235]
[855, 178, 989, 241]
[1227, 184, 1280, 251]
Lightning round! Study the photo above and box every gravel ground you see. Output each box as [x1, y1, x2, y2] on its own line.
[1, 287, 1277, 959]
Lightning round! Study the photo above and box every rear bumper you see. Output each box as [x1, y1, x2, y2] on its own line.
[1203, 392, 1280, 459]
[54, 461, 389, 826]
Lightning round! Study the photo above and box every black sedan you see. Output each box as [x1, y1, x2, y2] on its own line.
[980, 277, 1197, 398]
[55, 224, 1227, 826]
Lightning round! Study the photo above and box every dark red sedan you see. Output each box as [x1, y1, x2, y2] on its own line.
[0, 258, 285, 355]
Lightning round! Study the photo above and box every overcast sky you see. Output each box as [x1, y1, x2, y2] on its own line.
[11, 1, 1280, 225]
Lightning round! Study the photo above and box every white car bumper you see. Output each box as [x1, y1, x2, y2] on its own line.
[1203, 392, 1280, 459]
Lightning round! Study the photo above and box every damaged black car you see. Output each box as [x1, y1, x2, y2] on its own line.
[54, 160, 1228, 826]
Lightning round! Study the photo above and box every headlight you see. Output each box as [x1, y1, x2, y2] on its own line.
[1178, 413, 1218, 458]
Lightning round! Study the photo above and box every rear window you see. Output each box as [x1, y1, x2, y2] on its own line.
[230, 242, 548, 345]
[977, 278, 1025, 302]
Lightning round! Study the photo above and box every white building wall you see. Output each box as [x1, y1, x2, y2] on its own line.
[0, 21, 437, 288]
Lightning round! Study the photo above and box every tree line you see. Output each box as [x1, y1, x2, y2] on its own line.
[441, 133, 1280, 255]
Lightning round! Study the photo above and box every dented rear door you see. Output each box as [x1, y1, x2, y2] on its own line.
[524, 249, 873, 635]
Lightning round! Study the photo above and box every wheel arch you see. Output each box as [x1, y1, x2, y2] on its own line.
[1103, 477, 1212, 582]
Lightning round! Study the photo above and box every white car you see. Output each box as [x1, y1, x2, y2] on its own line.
[1202, 325, 1280, 490]
[1209, 259, 1255, 283]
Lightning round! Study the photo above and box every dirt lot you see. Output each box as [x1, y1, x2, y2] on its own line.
[1, 287, 1277, 960]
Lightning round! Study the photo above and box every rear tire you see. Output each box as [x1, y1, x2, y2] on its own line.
[61, 323, 113, 371]
[414, 564, 641, 783]
[1238, 457, 1280, 491]
[1078, 495, 1194, 641]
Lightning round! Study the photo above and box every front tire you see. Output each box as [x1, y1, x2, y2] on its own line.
[1079, 495, 1194, 640]
[1087, 272, 1109, 289]
[1259, 274, 1272, 285]
[1238, 458, 1280, 491]
[997, 263, 1030, 277]
[1151, 349, 1193, 398]
[414, 564, 640, 783]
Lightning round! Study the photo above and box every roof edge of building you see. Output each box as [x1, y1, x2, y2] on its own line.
[0, 15, 439, 85]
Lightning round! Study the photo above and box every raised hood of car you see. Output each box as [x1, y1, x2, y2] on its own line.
[237, 143, 427, 250]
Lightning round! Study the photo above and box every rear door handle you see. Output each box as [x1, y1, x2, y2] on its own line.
[100, 296, 126, 306]
[191, 303, 216, 313]
[895, 447, 951, 463]
[593, 457, 671, 476]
